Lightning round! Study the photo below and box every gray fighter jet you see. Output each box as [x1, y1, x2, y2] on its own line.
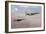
[25, 12, 39, 16]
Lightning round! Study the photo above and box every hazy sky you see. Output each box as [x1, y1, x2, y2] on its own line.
[11, 5, 41, 15]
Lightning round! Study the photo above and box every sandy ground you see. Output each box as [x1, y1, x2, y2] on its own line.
[11, 14, 41, 29]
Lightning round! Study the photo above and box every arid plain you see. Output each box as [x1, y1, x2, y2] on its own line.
[11, 14, 41, 29]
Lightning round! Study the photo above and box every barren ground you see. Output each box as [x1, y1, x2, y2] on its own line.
[11, 14, 41, 29]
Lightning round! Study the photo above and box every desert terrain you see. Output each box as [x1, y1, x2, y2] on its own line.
[11, 14, 41, 29]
